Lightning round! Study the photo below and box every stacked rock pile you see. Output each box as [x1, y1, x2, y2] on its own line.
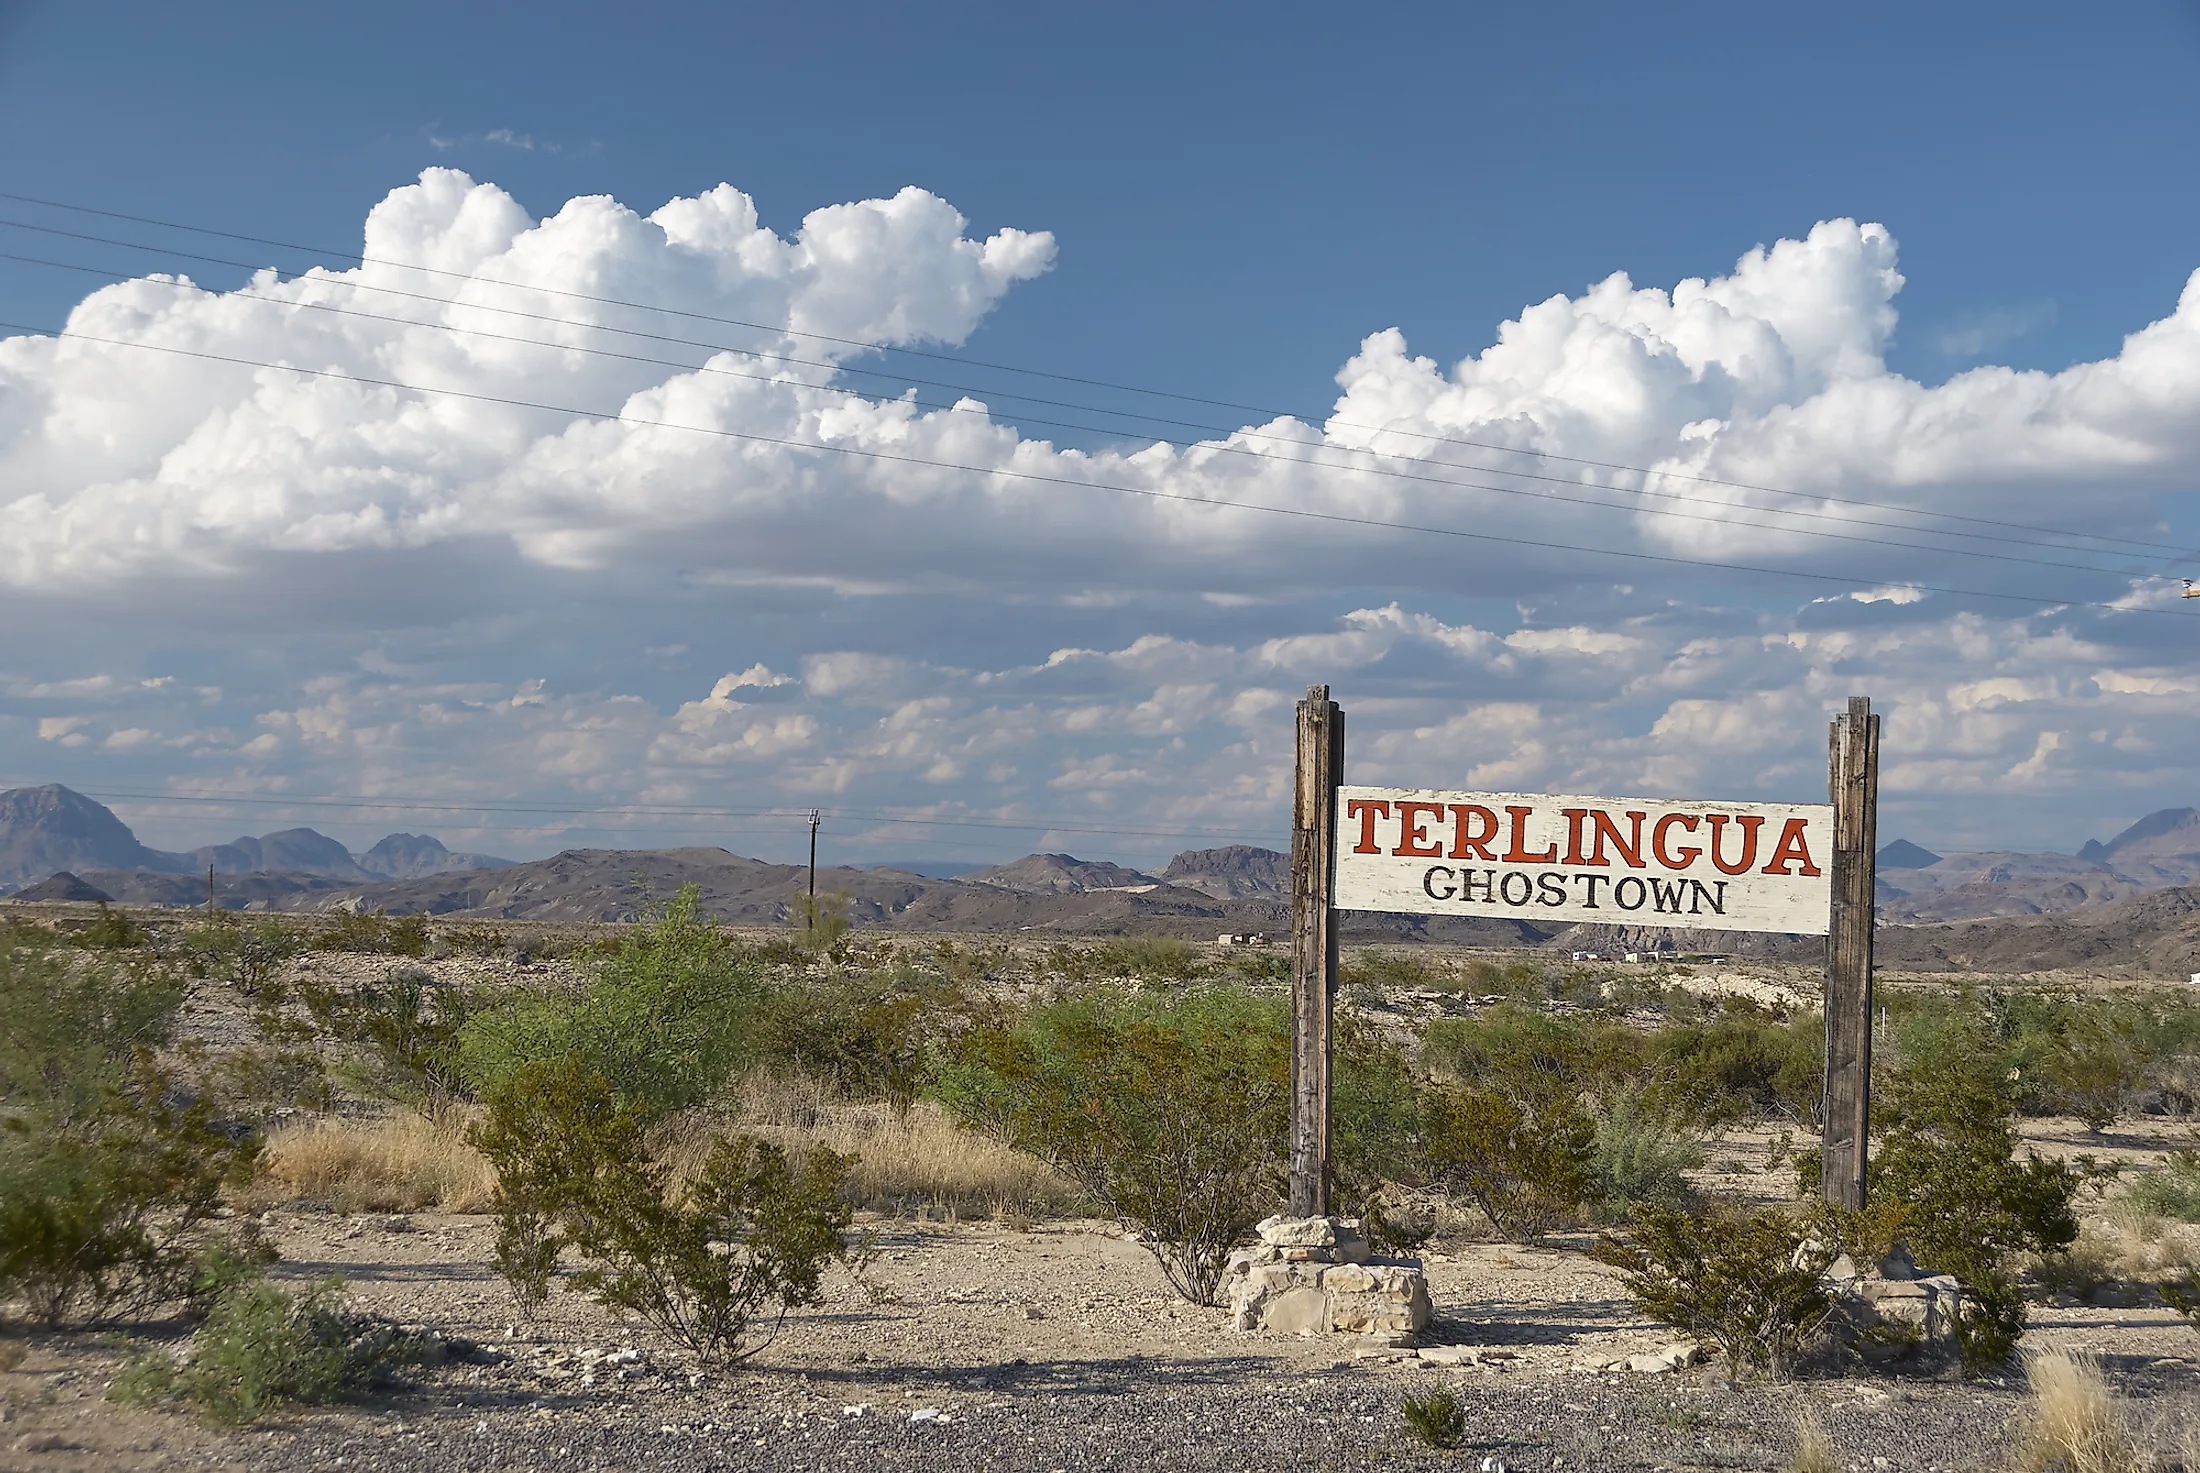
[1224, 1214, 1431, 1341]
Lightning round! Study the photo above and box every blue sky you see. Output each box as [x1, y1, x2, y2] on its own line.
[2, 1, 2199, 867]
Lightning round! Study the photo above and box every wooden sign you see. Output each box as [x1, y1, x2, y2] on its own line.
[1285, 685, 1880, 1222]
[1331, 787, 1835, 936]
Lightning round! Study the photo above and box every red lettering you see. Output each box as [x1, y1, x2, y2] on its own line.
[1652, 813, 1702, 870]
[1447, 804, 1499, 860]
[1590, 810, 1648, 869]
[1706, 814, 1764, 876]
[1502, 806, 1559, 864]
[1760, 818, 1823, 876]
[1561, 808, 1592, 864]
[1346, 799, 1390, 855]
[1393, 801, 1445, 858]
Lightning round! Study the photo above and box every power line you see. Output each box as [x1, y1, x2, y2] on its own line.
[72, 786, 1283, 844]
[2, 242, 2180, 580]
[9, 314, 2196, 621]
[0, 189, 2180, 564]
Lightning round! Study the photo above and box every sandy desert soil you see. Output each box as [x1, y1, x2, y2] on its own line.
[7, 1148, 2198, 1473]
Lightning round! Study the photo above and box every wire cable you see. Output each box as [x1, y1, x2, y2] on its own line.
[2, 188, 2181, 562]
[74, 786, 1283, 845]
[8, 315, 2194, 620]
[1, 242, 2180, 580]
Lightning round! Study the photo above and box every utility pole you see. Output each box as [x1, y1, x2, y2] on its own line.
[1288, 684, 1343, 1219]
[807, 809, 821, 929]
[1821, 695, 1880, 1210]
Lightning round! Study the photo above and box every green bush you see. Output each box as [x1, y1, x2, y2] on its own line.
[1868, 1057, 2080, 1373]
[1642, 1010, 1824, 1129]
[438, 924, 508, 956]
[459, 887, 765, 1115]
[2125, 1151, 2200, 1222]
[751, 967, 976, 1111]
[1401, 1384, 1466, 1448]
[933, 984, 1288, 1304]
[789, 889, 852, 957]
[0, 1065, 260, 1327]
[1048, 935, 1205, 986]
[2158, 1267, 2200, 1333]
[0, 939, 186, 1126]
[1590, 1095, 1704, 1216]
[111, 1275, 427, 1425]
[1342, 949, 1448, 992]
[73, 904, 149, 951]
[186, 919, 303, 1002]
[1421, 1080, 1594, 1239]
[302, 965, 485, 1116]
[1593, 1205, 1835, 1380]
[470, 1058, 855, 1362]
[311, 910, 428, 957]
[0, 938, 259, 1328]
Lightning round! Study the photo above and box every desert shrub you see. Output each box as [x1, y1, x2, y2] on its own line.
[0, 1067, 260, 1327]
[437, 924, 508, 956]
[1400, 1384, 1466, 1449]
[1343, 949, 1446, 991]
[752, 968, 978, 1110]
[1643, 1010, 1824, 1129]
[1421, 1080, 1594, 1238]
[932, 984, 1289, 1304]
[203, 1044, 336, 1119]
[0, 939, 260, 1328]
[0, 938, 186, 1126]
[2038, 1009, 2146, 1133]
[301, 965, 485, 1115]
[111, 1274, 428, 1425]
[470, 1057, 855, 1360]
[2127, 1151, 2200, 1222]
[73, 904, 149, 951]
[1868, 1057, 2081, 1372]
[311, 910, 428, 957]
[789, 889, 852, 957]
[1331, 1021, 1434, 1252]
[1593, 1204, 1835, 1380]
[1589, 1095, 1704, 1216]
[1225, 950, 1290, 983]
[186, 919, 303, 1001]
[459, 886, 765, 1115]
[1424, 1004, 1641, 1096]
[1084, 934, 1203, 984]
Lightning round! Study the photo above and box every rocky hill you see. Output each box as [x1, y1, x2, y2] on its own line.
[964, 853, 1158, 894]
[0, 785, 512, 890]
[1159, 845, 1289, 901]
[0, 784, 185, 885]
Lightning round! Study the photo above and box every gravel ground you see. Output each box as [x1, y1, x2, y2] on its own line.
[9, 1208, 2200, 1472]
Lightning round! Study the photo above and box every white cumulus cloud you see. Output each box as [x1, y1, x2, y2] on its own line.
[3, 174, 2199, 861]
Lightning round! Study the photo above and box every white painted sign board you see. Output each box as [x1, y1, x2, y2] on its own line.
[1332, 785, 1835, 936]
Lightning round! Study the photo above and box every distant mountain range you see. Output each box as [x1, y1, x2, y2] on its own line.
[0, 785, 513, 892]
[10, 784, 2200, 959]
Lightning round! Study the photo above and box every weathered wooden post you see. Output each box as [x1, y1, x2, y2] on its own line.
[1289, 684, 1343, 1218]
[1821, 695, 1880, 1209]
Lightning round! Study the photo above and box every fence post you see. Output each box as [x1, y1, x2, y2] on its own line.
[1289, 684, 1343, 1218]
[1821, 694, 1880, 1209]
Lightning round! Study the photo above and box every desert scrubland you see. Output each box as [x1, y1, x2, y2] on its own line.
[4, 897, 2200, 1471]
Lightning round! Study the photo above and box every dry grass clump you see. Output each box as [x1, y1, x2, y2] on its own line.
[1788, 1407, 1838, 1473]
[2099, 1205, 2200, 1278]
[667, 1072, 1087, 1219]
[258, 1111, 496, 1213]
[2016, 1348, 2151, 1473]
